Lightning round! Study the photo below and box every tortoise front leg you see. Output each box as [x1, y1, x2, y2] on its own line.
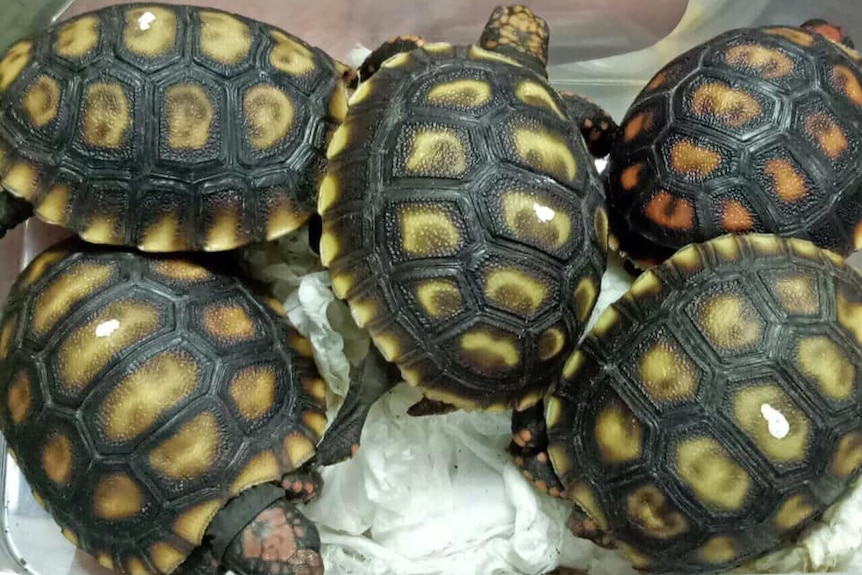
[566, 504, 616, 549]
[509, 400, 566, 497]
[312, 345, 400, 468]
[558, 91, 619, 159]
[280, 470, 324, 504]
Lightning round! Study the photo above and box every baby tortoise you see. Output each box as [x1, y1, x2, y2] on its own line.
[0, 239, 394, 575]
[606, 20, 862, 270]
[0, 3, 352, 252]
[355, 16, 619, 159]
[319, 5, 610, 416]
[512, 233, 862, 573]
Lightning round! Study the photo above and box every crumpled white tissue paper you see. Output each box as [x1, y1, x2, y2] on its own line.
[239, 226, 369, 404]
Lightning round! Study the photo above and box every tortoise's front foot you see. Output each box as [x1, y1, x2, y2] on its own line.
[509, 400, 566, 497]
[558, 91, 619, 158]
[510, 400, 548, 452]
[281, 469, 324, 504]
[567, 504, 615, 549]
[512, 446, 566, 497]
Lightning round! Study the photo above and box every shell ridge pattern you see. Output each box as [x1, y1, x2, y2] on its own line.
[611, 26, 862, 259]
[548, 235, 862, 572]
[0, 245, 327, 572]
[326, 46, 604, 405]
[0, 3, 345, 251]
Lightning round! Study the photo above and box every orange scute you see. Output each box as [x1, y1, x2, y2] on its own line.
[647, 72, 666, 90]
[645, 191, 695, 231]
[724, 44, 794, 79]
[624, 112, 653, 142]
[670, 140, 722, 178]
[804, 112, 848, 160]
[620, 164, 643, 191]
[764, 159, 807, 202]
[832, 66, 862, 106]
[721, 200, 754, 232]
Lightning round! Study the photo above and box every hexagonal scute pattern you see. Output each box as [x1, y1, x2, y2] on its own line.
[545, 234, 862, 573]
[0, 243, 326, 574]
[0, 3, 347, 252]
[321, 43, 607, 411]
[608, 24, 862, 259]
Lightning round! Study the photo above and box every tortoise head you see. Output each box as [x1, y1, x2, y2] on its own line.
[801, 18, 855, 48]
[478, 5, 550, 78]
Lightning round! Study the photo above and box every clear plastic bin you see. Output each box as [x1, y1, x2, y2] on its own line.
[0, 0, 860, 573]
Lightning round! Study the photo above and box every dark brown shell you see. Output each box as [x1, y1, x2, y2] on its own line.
[546, 233, 862, 573]
[0, 3, 349, 252]
[0, 240, 327, 574]
[319, 43, 607, 411]
[607, 25, 862, 268]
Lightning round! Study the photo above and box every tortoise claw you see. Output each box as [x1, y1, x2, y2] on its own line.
[567, 504, 615, 549]
[280, 470, 323, 504]
[510, 400, 548, 452]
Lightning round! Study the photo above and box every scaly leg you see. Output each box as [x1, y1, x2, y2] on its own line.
[558, 91, 619, 159]
[313, 344, 401, 467]
[509, 400, 565, 497]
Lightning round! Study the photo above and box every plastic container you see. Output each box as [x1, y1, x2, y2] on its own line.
[0, 1, 860, 574]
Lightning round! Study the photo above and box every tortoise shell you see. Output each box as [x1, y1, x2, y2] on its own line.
[606, 25, 862, 268]
[545, 233, 862, 573]
[319, 43, 607, 411]
[0, 240, 327, 574]
[0, 3, 349, 252]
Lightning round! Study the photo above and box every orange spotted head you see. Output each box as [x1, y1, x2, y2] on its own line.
[478, 5, 550, 78]
[802, 19, 855, 48]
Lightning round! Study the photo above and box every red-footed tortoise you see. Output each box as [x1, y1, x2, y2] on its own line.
[511, 233, 862, 573]
[318, 5, 611, 416]
[0, 3, 353, 250]
[0, 239, 393, 575]
[605, 19, 862, 270]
